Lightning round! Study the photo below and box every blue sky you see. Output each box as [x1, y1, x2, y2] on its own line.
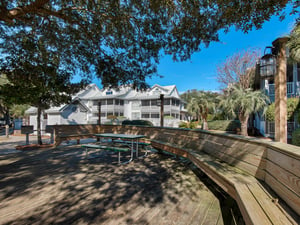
[93, 10, 298, 94]
[146, 13, 298, 93]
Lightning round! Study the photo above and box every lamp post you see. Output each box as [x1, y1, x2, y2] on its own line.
[260, 37, 289, 143]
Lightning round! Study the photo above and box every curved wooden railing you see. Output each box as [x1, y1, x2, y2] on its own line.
[51, 124, 300, 224]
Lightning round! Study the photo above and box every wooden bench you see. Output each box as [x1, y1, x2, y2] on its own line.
[151, 140, 298, 225]
[55, 133, 95, 146]
[81, 144, 132, 164]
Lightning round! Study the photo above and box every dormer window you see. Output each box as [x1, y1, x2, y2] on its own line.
[106, 90, 113, 95]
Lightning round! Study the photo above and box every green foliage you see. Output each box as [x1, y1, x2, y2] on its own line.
[266, 103, 275, 121]
[178, 121, 198, 129]
[9, 104, 30, 118]
[218, 84, 269, 136]
[207, 114, 215, 121]
[186, 91, 216, 126]
[266, 97, 300, 122]
[287, 22, 300, 62]
[292, 128, 300, 147]
[207, 120, 241, 132]
[122, 120, 153, 126]
[0, 1, 297, 89]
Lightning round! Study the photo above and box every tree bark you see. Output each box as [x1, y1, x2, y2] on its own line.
[239, 113, 249, 136]
[37, 107, 43, 145]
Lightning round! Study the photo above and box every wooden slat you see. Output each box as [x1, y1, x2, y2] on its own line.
[235, 184, 272, 225]
[247, 182, 295, 225]
[266, 160, 300, 195]
[267, 148, 300, 176]
[265, 173, 300, 216]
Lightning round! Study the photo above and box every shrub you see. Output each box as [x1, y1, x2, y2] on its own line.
[207, 120, 241, 132]
[178, 121, 189, 128]
[122, 120, 153, 126]
[292, 128, 300, 147]
[178, 121, 199, 129]
[266, 97, 300, 122]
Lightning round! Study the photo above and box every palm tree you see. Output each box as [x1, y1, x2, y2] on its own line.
[219, 85, 269, 136]
[187, 92, 215, 130]
[288, 21, 300, 62]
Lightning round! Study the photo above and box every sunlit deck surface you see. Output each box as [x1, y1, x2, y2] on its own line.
[0, 144, 244, 225]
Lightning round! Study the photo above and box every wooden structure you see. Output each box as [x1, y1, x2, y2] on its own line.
[273, 37, 289, 143]
[51, 124, 300, 225]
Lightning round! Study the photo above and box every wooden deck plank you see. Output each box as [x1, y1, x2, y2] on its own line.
[0, 145, 242, 225]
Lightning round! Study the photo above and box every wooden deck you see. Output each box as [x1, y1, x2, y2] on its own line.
[0, 145, 244, 225]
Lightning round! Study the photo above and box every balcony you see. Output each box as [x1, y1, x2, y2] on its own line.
[267, 82, 298, 96]
[265, 121, 297, 138]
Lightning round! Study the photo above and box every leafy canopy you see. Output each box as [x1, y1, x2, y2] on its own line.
[0, 1, 298, 89]
[0, 36, 86, 110]
[218, 85, 270, 119]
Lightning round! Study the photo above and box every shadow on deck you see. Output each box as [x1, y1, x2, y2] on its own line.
[0, 145, 244, 225]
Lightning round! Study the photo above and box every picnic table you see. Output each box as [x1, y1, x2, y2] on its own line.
[82, 133, 149, 164]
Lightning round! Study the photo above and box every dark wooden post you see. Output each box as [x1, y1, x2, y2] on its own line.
[160, 94, 164, 127]
[98, 101, 101, 125]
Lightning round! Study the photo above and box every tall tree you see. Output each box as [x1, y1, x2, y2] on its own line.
[0, 1, 298, 89]
[0, 36, 86, 144]
[287, 21, 300, 62]
[217, 48, 261, 90]
[187, 91, 216, 130]
[218, 85, 269, 136]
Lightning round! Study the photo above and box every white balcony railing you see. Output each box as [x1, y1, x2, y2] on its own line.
[268, 82, 294, 96]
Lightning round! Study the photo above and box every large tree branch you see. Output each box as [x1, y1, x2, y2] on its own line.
[0, 0, 50, 23]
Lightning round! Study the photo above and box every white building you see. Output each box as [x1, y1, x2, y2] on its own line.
[26, 84, 187, 130]
[253, 56, 300, 138]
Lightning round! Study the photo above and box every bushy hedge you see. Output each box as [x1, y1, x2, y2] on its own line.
[266, 97, 300, 122]
[292, 128, 300, 147]
[178, 121, 198, 129]
[122, 120, 153, 126]
[207, 120, 241, 132]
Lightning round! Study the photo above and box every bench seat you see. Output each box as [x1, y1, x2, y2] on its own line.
[55, 133, 94, 146]
[151, 140, 296, 225]
[82, 144, 131, 164]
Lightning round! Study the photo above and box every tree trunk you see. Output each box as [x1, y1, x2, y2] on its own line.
[37, 107, 43, 145]
[202, 120, 208, 130]
[4, 109, 10, 126]
[239, 113, 249, 136]
[202, 113, 208, 130]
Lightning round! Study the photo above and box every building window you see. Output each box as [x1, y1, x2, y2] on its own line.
[120, 100, 124, 105]
[141, 113, 150, 118]
[107, 112, 114, 116]
[151, 99, 158, 106]
[107, 99, 113, 105]
[101, 100, 106, 105]
[141, 100, 150, 106]
[120, 112, 124, 116]
[151, 113, 159, 118]
[106, 90, 113, 95]
[93, 101, 99, 106]
[164, 99, 170, 105]
[115, 99, 119, 105]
